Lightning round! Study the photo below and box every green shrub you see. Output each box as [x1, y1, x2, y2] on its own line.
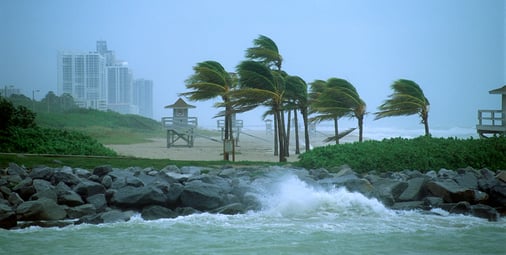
[297, 136, 506, 173]
[1, 127, 117, 156]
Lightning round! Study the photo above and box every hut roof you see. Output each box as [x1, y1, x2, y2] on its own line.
[489, 85, 506, 95]
[164, 98, 196, 109]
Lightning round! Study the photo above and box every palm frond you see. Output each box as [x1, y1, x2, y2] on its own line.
[323, 128, 357, 143]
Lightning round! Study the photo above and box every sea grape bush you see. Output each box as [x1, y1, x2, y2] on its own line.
[297, 136, 506, 173]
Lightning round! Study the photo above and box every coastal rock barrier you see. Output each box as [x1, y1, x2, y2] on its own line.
[1, 163, 505, 229]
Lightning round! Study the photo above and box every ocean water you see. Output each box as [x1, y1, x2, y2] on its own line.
[1, 173, 504, 255]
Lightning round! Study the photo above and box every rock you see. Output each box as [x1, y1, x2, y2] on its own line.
[141, 205, 176, 220]
[180, 180, 225, 211]
[125, 176, 144, 187]
[180, 166, 202, 176]
[74, 179, 106, 197]
[53, 170, 81, 186]
[29, 166, 53, 180]
[16, 198, 67, 221]
[425, 170, 437, 179]
[166, 183, 184, 204]
[426, 180, 475, 203]
[211, 203, 245, 214]
[101, 175, 113, 189]
[7, 163, 28, 178]
[75, 168, 91, 178]
[488, 183, 506, 208]
[0, 185, 11, 198]
[8, 192, 24, 207]
[173, 207, 200, 216]
[161, 165, 181, 173]
[398, 177, 427, 201]
[470, 204, 500, 222]
[56, 182, 84, 206]
[438, 168, 457, 179]
[390, 201, 427, 210]
[111, 185, 168, 209]
[78, 210, 134, 224]
[93, 165, 113, 177]
[448, 201, 472, 215]
[424, 196, 443, 208]
[12, 177, 34, 200]
[454, 171, 478, 189]
[67, 204, 96, 219]
[477, 168, 498, 191]
[0, 203, 17, 229]
[86, 194, 107, 212]
[309, 168, 331, 180]
[496, 171, 506, 183]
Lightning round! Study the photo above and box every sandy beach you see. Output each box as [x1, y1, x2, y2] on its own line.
[106, 129, 358, 162]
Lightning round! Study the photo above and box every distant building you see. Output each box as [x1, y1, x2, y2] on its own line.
[57, 40, 153, 116]
[57, 51, 107, 110]
[1, 85, 21, 98]
[107, 63, 135, 115]
[133, 79, 153, 118]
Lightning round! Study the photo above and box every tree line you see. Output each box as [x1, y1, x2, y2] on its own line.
[181, 35, 431, 162]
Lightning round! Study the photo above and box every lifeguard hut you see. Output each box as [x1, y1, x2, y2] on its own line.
[217, 113, 243, 146]
[476, 85, 506, 138]
[162, 98, 198, 147]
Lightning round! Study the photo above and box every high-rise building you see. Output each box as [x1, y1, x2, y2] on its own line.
[106, 63, 136, 114]
[57, 40, 153, 116]
[57, 51, 107, 110]
[133, 79, 153, 118]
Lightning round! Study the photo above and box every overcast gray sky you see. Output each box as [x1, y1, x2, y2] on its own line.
[1, 0, 504, 133]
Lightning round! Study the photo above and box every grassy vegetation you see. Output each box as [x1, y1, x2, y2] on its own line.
[297, 136, 506, 173]
[0, 154, 281, 170]
[36, 109, 164, 144]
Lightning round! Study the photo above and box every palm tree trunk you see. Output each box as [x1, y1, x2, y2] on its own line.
[334, 117, 339, 144]
[286, 109, 291, 157]
[423, 113, 430, 136]
[302, 108, 310, 152]
[274, 113, 278, 156]
[223, 105, 231, 161]
[275, 109, 286, 162]
[358, 115, 364, 142]
[294, 108, 300, 154]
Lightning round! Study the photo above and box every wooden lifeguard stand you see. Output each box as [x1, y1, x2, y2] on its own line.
[217, 113, 243, 146]
[162, 98, 198, 147]
[476, 85, 506, 138]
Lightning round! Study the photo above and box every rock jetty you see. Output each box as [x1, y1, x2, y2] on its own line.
[1, 163, 505, 229]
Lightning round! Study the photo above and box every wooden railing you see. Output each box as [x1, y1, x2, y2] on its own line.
[162, 117, 198, 129]
[477, 110, 503, 126]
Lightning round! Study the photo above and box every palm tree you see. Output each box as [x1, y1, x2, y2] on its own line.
[285, 75, 310, 153]
[375, 79, 430, 136]
[180, 60, 236, 160]
[310, 78, 353, 144]
[240, 35, 289, 161]
[233, 60, 288, 162]
[323, 79, 366, 142]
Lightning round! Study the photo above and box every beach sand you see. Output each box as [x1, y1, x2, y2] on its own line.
[106, 129, 358, 162]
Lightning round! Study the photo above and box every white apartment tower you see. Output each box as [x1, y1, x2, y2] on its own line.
[107, 63, 136, 115]
[57, 51, 107, 110]
[133, 79, 153, 118]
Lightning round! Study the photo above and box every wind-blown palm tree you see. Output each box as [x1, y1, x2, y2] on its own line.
[375, 79, 430, 136]
[285, 75, 310, 153]
[233, 60, 288, 162]
[310, 78, 355, 144]
[180, 60, 236, 160]
[323, 79, 366, 142]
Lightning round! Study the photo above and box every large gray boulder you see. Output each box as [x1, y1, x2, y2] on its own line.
[0, 203, 17, 229]
[426, 180, 476, 203]
[12, 177, 35, 200]
[111, 185, 168, 209]
[53, 170, 81, 186]
[86, 194, 108, 212]
[7, 163, 28, 178]
[16, 198, 67, 221]
[398, 177, 427, 201]
[141, 205, 177, 220]
[78, 209, 134, 224]
[31, 179, 57, 201]
[56, 182, 84, 206]
[367, 176, 407, 206]
[180, 180, 225, 211]
[29, 166, 53, 180]
[92, 165, 113, 177]
[74, 179, 106, 197]
[66, 204, 96, 219]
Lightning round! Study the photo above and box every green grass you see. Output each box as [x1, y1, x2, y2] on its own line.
[36, 109, 164, 144]
[0, 154, 283, 170]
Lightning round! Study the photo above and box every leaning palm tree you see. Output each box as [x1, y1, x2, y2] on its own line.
[310, 78, 355, 144]
[375, 79, 430, 136]
[324, 78, 366, 142]
[180, 60, 236, 161]
[232, 60, 287, 162]
[243, 35, 288, 158]
[285, 75, 310, 153]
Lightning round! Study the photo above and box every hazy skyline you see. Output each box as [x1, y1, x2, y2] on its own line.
[1, 0, 504, 133]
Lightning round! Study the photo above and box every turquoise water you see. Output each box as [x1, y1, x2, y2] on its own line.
[1, 174, 504, 255]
